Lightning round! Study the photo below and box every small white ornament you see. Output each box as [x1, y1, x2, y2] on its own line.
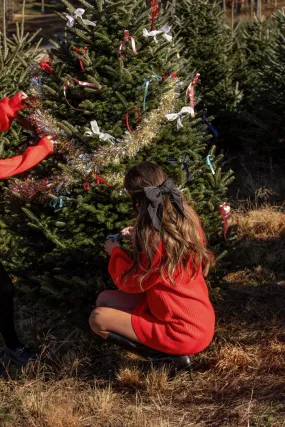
[85, 120, 115, 144]
[65, 8, 97, 28]
[143, 25, 172, 43]
[165, 106, 194, 129]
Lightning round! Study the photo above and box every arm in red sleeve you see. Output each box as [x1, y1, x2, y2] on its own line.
[0, 137, 54, 180]
[108, 246, 161, 294]
[0, 92, 26, 132]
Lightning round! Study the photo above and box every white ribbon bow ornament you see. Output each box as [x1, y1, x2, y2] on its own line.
[85, 120, 115, 144]
[143, 25, 172, 43]
[165, 106, 194, 129]
[66, 8, 97, 28]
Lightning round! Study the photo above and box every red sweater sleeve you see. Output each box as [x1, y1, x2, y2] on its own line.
[108, 247, 161, 293]
[0, 92, 26, 132]
[0, 137, 54, 180]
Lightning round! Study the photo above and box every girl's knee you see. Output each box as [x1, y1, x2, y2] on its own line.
[89, 307, 106, 333]
[96, 290, 113, 307]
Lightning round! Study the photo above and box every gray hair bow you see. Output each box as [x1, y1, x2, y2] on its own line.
[143, 178, 185, 231]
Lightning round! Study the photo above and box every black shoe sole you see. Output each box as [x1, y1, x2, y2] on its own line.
[149, 356, 192, 378]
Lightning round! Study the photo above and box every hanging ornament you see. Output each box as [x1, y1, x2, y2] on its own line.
[119, 30, 137, 57]
[206, 155, 215, 175]
[185, 73, 200, 118]
[84, 120, 115, 143]
[50, 196, 67, 209]
[143, 25, 172, 43]
[63, 78, 100, 112]
[151, 0, 160, 31]
[166, 153, 191, 180]
[84, 173, 111, 190]
[165, 106, 194, 130]
[65, 8, 97, 28]
[39, 57, 54, 74]
[202, 112, 219, 138]
[219, 202, 231, 238]
[72, 46, 88, 71]
[162, 72, 178, 79]
[143, 75, 162, 111]
[125, 106, 141, 133]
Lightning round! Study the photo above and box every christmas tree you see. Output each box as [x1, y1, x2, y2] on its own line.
[1, 0, 233, 314]
[220, 12, 284, 198]
[245, 11, 285, 197]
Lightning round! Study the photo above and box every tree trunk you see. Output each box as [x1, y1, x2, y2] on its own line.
[256, 0, 262, 18]
[250, 0, 254, 16]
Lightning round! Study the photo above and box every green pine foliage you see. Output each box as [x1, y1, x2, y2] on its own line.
[172, 0, 243, 117]
[1, 0, 233, 312]
[0, 23, 41, 155]
[0, 19, 41, 269]
[242, 10, 285, 162]
[220, 12, 285, 198]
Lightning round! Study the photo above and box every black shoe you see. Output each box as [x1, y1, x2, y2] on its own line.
[3, 345, 38, 368]
[106, 332, 192, 372]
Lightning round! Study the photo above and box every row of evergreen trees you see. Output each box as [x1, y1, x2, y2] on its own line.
[0, 0, 284, 313]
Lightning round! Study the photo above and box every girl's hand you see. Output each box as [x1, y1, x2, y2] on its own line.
[46, 135, 57, 145]
[104, 239, 120, 256]
[121, 226, 134, 236]
[19, 91, 28, 101]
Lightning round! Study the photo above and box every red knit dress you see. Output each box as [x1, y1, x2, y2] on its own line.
[109, 242, 216, 355]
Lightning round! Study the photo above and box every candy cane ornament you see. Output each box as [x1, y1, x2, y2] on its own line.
[63, 78, 100, 112]
[126, 107, 141, 133]
[186, 73, 200, 118]
[72, 46, 88, 71]
[151, 0, 160, 31]
[119, 30, 137, 57]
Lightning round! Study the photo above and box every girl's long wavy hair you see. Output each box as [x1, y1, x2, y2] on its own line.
[123, 162, 215, 287]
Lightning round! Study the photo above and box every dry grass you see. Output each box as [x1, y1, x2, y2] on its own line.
[231, 207, 285, 240]
[0, 207, 285, 427]
[226, 206, 285, 283]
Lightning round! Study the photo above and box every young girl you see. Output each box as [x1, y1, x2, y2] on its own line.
[0, 91, 55, 368]
[89, 162, 216, 371]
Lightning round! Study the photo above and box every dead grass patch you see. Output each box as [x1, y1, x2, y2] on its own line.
[231, 208, 285, 239]
[227, 206, 285, 280]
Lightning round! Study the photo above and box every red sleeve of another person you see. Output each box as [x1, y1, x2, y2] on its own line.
[0, 137, 54, 180]
[0, 92, 26, 132]
[0, 93, 54, 179]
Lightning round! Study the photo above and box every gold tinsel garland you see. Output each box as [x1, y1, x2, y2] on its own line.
[90, 83, 177, 173]
[28, 79, 178, 190]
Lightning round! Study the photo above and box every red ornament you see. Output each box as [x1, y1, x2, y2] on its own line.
[0, 92, 27, 132]
[39, 57, 54, 74]
[84, 173, 111, 190]
[162, 72, 178, 80]
[151, 0, 160, 31]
